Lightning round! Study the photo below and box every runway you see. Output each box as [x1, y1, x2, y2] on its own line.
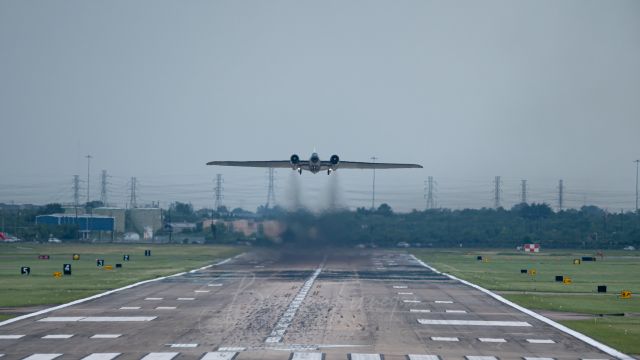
[0, 249, 623, 360]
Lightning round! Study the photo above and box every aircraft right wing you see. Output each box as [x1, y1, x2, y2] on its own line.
[206, 160, 295, 168]
[336, 161, 423, 169]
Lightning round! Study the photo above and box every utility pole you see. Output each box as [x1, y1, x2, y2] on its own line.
[635, 160, 639, 213]
[558, 179, 564, 211]
[214, 174, 223, 211]
[371, 156, 378, 210]
[129, 177, 137, 209]
[424, 176, 435, 209]
[100, 170, 108, 206]
[85, 155, 92, 204]
[493, 176, 502, 209]
[521, 180, 527, 204]
[266, 168, 276, 208]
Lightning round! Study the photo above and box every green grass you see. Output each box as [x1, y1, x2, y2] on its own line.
[412, 248, 640, 355]
[0, 243, 243, 308]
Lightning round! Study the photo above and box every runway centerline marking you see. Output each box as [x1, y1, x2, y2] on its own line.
[478, 337, 506, 343]
[22, 355, 62, 360]
[168, 344, 198, 348]
[119, 307, 141, 310]
[403, 300, 421, 303]
[80, 353, 121, 360]
[0, 335, 25, 339]
[145, 298, 163, 301]
[200, 352, 236, 360]
[434, 300, 453, 304]
[410, 309, 431, 313]
[140, 353, 179, 360]
[42, 334, 74, 339]
[177, 298, 194, 301]
[195, 290, 210, 293]
[393, 286, 408, 289]
[156, 307, 176, 310]
[265, 260, 324, 343]
[418, 319, 531, 327]
[398, 292, 414, 295]
[445, 310, 467, 313]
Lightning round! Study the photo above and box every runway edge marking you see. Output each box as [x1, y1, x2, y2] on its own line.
[409, 254, 634, 360]
[0, 253, 243, 328]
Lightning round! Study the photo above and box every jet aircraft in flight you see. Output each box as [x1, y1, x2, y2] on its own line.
[207, 152, 423, 174]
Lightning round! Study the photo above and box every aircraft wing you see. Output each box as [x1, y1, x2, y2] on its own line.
[206, 160, 294, 168]
[335, 161, 423, 169]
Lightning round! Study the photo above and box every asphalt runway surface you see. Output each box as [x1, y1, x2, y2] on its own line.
[0, 249, 623, 360]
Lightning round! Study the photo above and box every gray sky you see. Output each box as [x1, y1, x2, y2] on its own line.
[1, 1, 639, 212]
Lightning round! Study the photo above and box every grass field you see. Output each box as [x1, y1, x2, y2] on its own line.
[0, 243, 243, 309]
[412, 249, 640, 355]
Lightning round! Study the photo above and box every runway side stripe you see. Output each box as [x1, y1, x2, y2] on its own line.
[200, 352, 237, 360]
[140, 353, 179, 360]
[0, 256, 239, 328]
[81, 353, 121, 360]
[291, 352, 323, 360]
[409, 254, 635, 360]
[21, 354, 62, 360]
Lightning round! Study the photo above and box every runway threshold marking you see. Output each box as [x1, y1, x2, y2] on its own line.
[418, 319, 531, 327]
[21, 354, 62, 360]
[80, 354, 121, 360]
[0, 335, 25, 339]
[200, 352, 237, 360]
[407, 355, 441, 360]
[291, 352, 323, 360]
[39, 316, 156, 322]
[42, 334, 74, 339]
[349, 354, 382, 360]
[140, 353, 179, 360]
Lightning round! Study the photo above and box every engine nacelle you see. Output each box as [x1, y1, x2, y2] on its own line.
[290, 154, 300, 169]
[330, 154, 340, 165]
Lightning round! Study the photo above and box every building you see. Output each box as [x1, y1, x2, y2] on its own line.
[35, 214, 115, 239]
[128, 208, 162, 235]
[94, 207, 126, 233]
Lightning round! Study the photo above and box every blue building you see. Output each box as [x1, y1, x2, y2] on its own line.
[36, 214, 115, 232]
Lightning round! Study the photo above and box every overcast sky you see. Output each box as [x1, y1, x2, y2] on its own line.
[1, 1, 639, 212]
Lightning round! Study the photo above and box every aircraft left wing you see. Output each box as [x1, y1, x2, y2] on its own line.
[206, 160, 294, 168]
[332, 161, 423, 169]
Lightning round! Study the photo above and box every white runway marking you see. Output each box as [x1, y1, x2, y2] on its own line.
[407, 356, 441, 360]
[445, 310, 467, 313]
[22, 354, 62, 360]
[431, 336, 459, 342]
[526, 339, 556, 344]
[177, 298, 195, 301]
[291, 353, 323, 360]
[168, 344, 198, 348]
[217, 347, 245, 352]
[0, 334, 25, 339]
[140, 353, 179, 360]
[403, 300, 421, 303]
[465, 357, 498, 360]
[524, 358, 556, 360]
[208, 283, 223, 287]
[434, 300, 453, 304]
[393, 286, 408, 289]
[156, 307, 176, 310]
[195, 290, 210, 293]
[90, 334, 122, 339]
[42, 334, 74, 339]
[81, 353, 121, 360]
[398, 292, 414, 295]
[40, 316, 156, 322]
[200, 352, 237, 360]
[145, 298, 163, 301]
[410, 309, 431, 313]
[478, 337, 506, 343]
[418, 319, 531, 327]
[349, 354, 382, 360]
[119, 307, 141, 310]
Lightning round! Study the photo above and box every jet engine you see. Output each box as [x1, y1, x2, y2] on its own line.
[330, 154, 340, 165]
